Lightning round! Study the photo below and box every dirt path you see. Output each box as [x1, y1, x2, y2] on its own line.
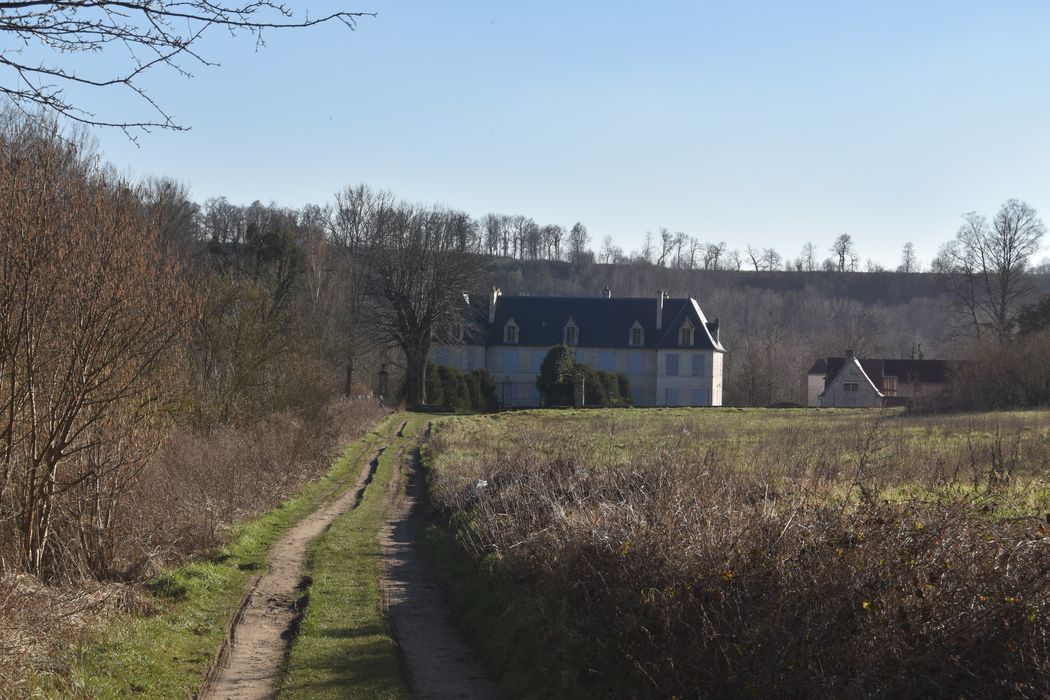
[201, 434, 394, 700]
[380, 428, 504, 700]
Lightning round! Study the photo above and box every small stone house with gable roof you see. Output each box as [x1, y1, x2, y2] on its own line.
[431, 288, 726, 407]
[809, 355, 956, 408]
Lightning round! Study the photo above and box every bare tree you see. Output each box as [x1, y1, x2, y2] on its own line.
[331, 184, 394, 396]
[522, 218, 541, 259]
[672, 231, 687, 268]
[725, 249, 742, 271]
[568, 222, 590, 264]
[684, 237, 700, 270]
[762, 247, 782, 271]
[0, 2, 370, 136]
[800, 242, 818, 272]
[655, 228, 675, 267]
[598, 235, 617, 264]
[703, 241, 726, 270]
[362, 204, 483, 406]
[747, 245, 762, 271]
[638, 231, 654, 264]
[541, 224, 564, 260]
[482, 213, 503, 256]
[831, 234, 856, 272]
[898, 241, 918, 273]
[933, 201, 1046, 340]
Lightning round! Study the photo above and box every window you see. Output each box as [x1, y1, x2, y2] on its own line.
[691, 388, 706, 406]
[629, 322, 644, 347]
[564, 321, 578, 346]
[532, 350, 545, 373]
[843, 382, 859, 392]
[665, 387, 679, 405]
[666, 353, 679, 376]
[628, 352, 644, 375]
[503, 349, 519, 372]
[679, 320, 694, 346]
[599, 351, 615, 372]
[504, 319, 518, 344]
[691, 353, 705, 376]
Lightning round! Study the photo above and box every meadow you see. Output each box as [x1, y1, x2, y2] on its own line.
[424, 407, 1050, 699]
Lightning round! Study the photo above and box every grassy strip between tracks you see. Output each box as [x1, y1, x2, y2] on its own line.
[277, 415, 429, 699]
[42, 414, 401, 699]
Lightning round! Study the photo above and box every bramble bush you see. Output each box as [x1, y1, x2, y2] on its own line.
[428, 413, 1050, 698]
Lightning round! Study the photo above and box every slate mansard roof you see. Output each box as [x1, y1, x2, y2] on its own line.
[485, 295, 725, 351]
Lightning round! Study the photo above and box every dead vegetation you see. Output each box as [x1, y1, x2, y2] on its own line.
[0, 396, 386, 696]
[427, 409, 1050, 698]
[0, 112, 396, 693]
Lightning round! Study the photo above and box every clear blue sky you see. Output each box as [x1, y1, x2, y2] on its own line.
[90, 1, 1050, 268]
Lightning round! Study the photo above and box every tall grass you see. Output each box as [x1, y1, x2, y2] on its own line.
[427, 409, 1050, 698]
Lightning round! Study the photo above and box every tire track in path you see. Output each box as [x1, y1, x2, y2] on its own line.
[380, 424, 504, 700]
[200, 420, 406, 700]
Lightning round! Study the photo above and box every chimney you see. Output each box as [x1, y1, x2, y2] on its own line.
[489, 287, 501, 324]
[655, 290, 665, 330]
[602, 286, 612, 299]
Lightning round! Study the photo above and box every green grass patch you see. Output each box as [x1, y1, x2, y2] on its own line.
[278, 414, 429, 700]
[44, 414, 401, 699]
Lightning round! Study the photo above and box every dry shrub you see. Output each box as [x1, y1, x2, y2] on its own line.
[429, 420, 1050, 698]
[0, 573, 152, 696]
[0, 397, 386, 690]
[113, 396, 388, 574]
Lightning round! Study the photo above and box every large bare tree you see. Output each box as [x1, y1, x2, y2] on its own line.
[0, 2, 369, 135]
[359, 201, 483, 406]
[934, 201, 1046, 341]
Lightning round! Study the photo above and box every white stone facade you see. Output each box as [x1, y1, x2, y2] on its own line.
[431, 293, 726, 408]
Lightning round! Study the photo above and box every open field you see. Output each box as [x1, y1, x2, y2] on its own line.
[424, 408, 1050, 698]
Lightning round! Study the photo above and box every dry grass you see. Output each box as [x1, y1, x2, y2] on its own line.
[0, 574, 154, 696]
[427, 408, 1050, 698]
[0, 396, 388, 696]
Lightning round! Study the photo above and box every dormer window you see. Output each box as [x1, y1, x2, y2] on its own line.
[504, 318, 519, 344]
[563, 318, 578, 346]
[679, 319, 694, 346]
[452, 322, 465, 342]
[629, 321, 644, 347]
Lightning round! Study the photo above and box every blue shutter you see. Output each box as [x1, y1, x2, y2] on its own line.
[666, 353, 679, 376]
[692, 353, 705, 376]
